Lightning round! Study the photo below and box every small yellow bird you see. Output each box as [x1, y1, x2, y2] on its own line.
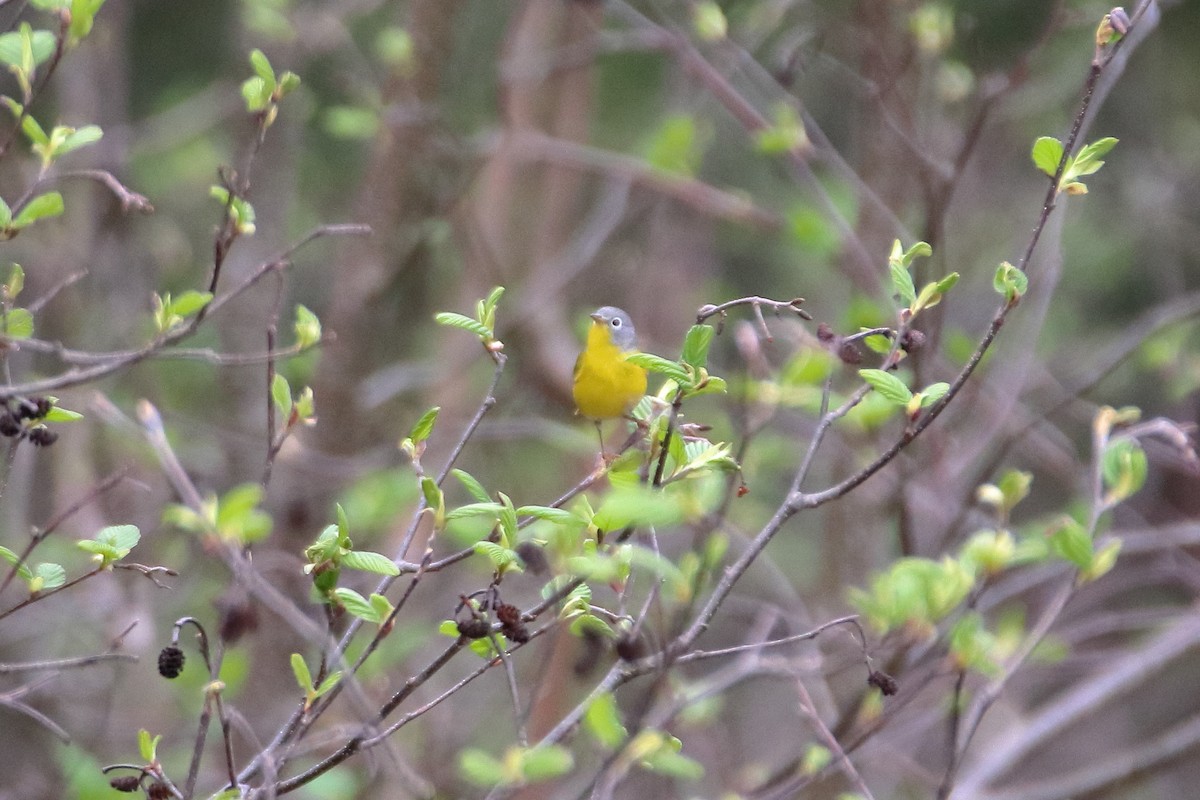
[573, 306, 647, 453]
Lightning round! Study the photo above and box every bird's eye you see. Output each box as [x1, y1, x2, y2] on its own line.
[611, 318, 622, 328]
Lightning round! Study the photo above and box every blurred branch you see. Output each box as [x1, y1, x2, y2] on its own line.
[953, 608, 1200, 797]
[498, 129, 781, 229]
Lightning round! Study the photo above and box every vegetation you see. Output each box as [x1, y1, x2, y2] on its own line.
[0, 2, 1197, 800]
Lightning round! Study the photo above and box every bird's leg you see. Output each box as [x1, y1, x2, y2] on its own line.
[594, 420, 608, 463]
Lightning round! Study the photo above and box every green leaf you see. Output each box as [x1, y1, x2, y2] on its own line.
[919, 382, 950, 408]
[55, 125, 103, 157]
[459, 749, 506, 786]
[646, 114, 703, 177]
[249, 49, 275, 84]
[497, 493, 518, 544]
[888, 239, 917, 306]
[935, 272, 960, 294]
[1067, 137, 1118, 179]
[313, 670, 342, 698]
[12, 191, 64, 228]
[681, 325, 715, 370]
[0, 27, 55, 70]
[420, 476, 444, 528]
[802, 744, 832, 775]
[0, 197, 11, 228]
[452, 469, 491, 504]
[1031, 136, 1064, 177]
[271, 373, 292, 418]
[332, 588, 379, 622]
[516, 506, 584, 528]
[323, 105, 379, 140]
[137, 730, 160, 763]
[368, 593, 393, 623]
[0, 544, 33, 581]
[79, 524, 140, 566]
[4, 263, 21, 299]
[754, 102, 808, 155]
[993, 261, 1028, 304]
[69, 0, 105, 42]
[20, 115, 47, 147]
[1101, 438, 1148, 504]
[340, 550, 400, 576]
[294, 304, 321, 348]
[33, 561, 65, 590]
[278, 71, 301, 95]
[585, 692, 627, 749]
[473, 541, 522, 573]
[336, 503, 351, 542]
[1081, 538, 1122, 582]
[2, 308, 33, 339]
[997, 470, 1033, 511]
[434, 311, 491, 338]
[290, 652, 313, 692]
[519, 745, 574, 781]
[624, 352, 691, 386]
[409, 406, 440, 445]
[692, 0, 728, 41]
[858, 369, 913, 405]
[1049, 517, 1092, 569]
[446, 501, 504, 521]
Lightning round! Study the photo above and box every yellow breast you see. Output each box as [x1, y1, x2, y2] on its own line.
[573, 321, 647, 420]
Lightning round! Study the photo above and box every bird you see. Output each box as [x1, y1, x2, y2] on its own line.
[572, 306, 648, 457]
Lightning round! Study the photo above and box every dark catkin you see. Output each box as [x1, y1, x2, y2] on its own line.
[157, 646, 185, 679]
[868, 669, 899, 696]
[146, 781, 172, 800]
[109, 776, 141, 792]
[0, 413, 19, 437]
[495, 603, 530, 644]
[27, 426, 57, 447]
[456, 617, 491, 640]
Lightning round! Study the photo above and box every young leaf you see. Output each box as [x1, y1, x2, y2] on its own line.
[2, 308, 33, 339]
[519, 745, 574, 781]
[452, 469, 491, 504]
[993, 261, 1028, 304]
[858, 369, 913, 405]
[585, 691, 627, 749]
[33, 561, 65, 590]
[888, 241, 917, 306]
[681, 324, 715, 370]
[332, 588, 379, 622]
[1101, 438, 1148, 504]
[340, 550, 400, 576]
[919, 382, 950, 407]
[313, 671, 342, 698]
[1067, 137, 1119, 179]
[473, 541, 522, 573]
[271, 373, 292, 418]
[12, 191, 64, 228]
[516, 506, 584, 527]
[137, 730, 160, 763]
[1031, 136, 1064, 177]
[249, 49, 275, 84]
[290, 652, 313, 692]
[55, 124, 103, 157]
[434, 311, 490, 338]
[0, 544, 33, 581]
[624, 352, 691, 386]
[294, 304, 321, 348]
[409, 406, 440, 445]
[1049, 517, 1092, 570]
[1081, 539, 1122, 583]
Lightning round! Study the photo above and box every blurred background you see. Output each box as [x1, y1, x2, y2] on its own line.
[0, 0, 1198, 798]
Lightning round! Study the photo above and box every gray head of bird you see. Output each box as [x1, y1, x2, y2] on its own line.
[591, 306, 638, 351]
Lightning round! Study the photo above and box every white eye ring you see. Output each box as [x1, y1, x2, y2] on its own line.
[611, 318, 622, 328]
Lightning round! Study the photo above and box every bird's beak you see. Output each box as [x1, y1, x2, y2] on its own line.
[590, 312, 603, 322]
